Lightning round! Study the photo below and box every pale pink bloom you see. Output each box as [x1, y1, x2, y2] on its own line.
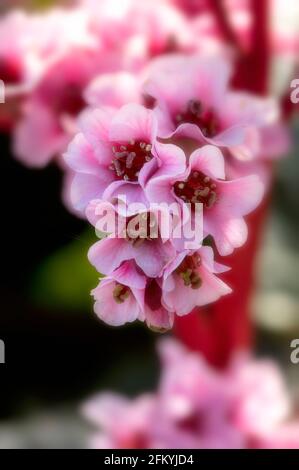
[91, 260, 174, 330]
[87, 200, 176, 278]
[146, 144, 264, 256]
[14, 46, 102, 167]
[82, 392, 156, 449]
[154, 339, 245, 449]
[81, 0, 195, 71]
[256, 423, 299, 449]
[162, 246, 232, 315]
[144, 55, 278, 161]
[91, 260, 146, 327]
[0, 7, 95, 131]
[0, 11, 41, 130]
[228, 355, 291, 437]
[64, 103, 186, 212]
[85, 72, 142, 109]
[83, 338, 299, 449]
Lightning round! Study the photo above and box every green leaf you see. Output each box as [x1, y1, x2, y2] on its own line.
[29, 228, 101, 313]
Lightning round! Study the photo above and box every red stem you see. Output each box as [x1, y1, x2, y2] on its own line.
[233, 0, 270, 94]
[174, 0, 272, 367]
[207, 0, 241, 48]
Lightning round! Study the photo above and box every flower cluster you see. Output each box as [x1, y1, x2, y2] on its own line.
[0, 0, 294, 330]
[64, 53, 278, 331]
[82, 338, 299, 449]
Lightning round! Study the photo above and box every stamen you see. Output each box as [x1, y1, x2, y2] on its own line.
[176, 254, 202, 289]
[174, 99, 220, 137]
[113, 283, 130, 304]
[109, 140, 153, 182]
[174, 171, 218, 209]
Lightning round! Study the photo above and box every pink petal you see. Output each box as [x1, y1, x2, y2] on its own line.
[103, 180, 149, 206]
[13, 104, 67, 168]
[79, 107, 115, 164]
[88, 238, 134, 275]
[134, 239, 175, 278]
[113, 260, 147, 290]
[71, 173, 107, 211]
[85, 72, 140, 108]
[109, 103, 157, 144]
[189, 145, 226, 180]
[145, 175, 176, 205]
[64, 133, 103, 174]
[152, 142, 187, 179]
[145, 305, 174, 331]
[216, 175, 264, 217]
[205, 216, 248, 256]
[92, 278, 140, 326]
[192, 55, 232, 109]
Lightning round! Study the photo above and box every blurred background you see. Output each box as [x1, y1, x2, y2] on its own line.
[0, 0, 298, 448]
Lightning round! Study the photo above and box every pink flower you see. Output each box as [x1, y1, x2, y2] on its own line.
[81, 0, 195, 71]
[13, 46, 101, 167]
[256, 423, 299, 449]
[91, 260, 174, 330]
[85, 72, 142, 109]
[64, 103, 186, 212]
[146, 144, 264, 256]
[83, 338, 299, 449]
[162, 246, 232, 315]
[228, 355, 291, 437]
[144, 54, 278, 160]
[0, 6, 95, 132]
[154, 339, 245, 449]
[87, 200, 176, 278]
[82, 392, 156, 449]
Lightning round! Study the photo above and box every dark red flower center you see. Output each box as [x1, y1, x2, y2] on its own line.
[110, 140, 153, 182]
[173, 170, 218, 209]
[145, 279, 162, 311]
[113, 283, 130, 304]
[175, 99, 220, 137]
[0, 57, 22, 85]
[177, 413, 204, 434]
[175, 253, 202, 289]
[53, 83, 85, 116]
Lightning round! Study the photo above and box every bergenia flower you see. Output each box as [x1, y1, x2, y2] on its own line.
[91, 260, 174, 331]
[64, 103, 186, 211]
[83, 339, 299, 449]
[0, 6, 95, 132]
[146, 144, 264, 255]
[144, 54, 278, 160]
[87, 200, 176, 278]
[82, 392, 156, 449]
[91, 260, 146, 327]
[81, 0, 195, 71]
[13, 46, 101, 167]
[162, 246, 232, 315]
[85, 72, 142, 109]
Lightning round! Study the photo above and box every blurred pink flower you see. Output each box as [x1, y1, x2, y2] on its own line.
[13, 46, 102, 167]
[80, 0, 197, 71]
[83, 338, 299, 449]
[0, 6, 95, 131]
[82, 392, 156, 449]
[144, 55, 278, 161]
